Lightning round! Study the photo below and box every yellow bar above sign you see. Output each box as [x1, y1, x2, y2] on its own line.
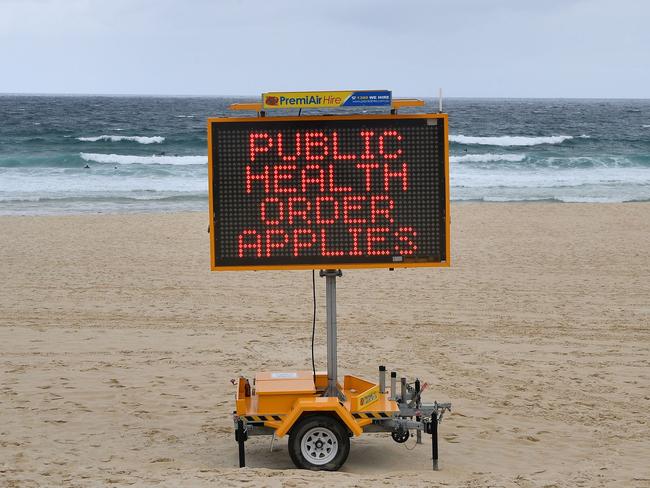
[230, 98, 424, 112]
[262, 90, 392, 109]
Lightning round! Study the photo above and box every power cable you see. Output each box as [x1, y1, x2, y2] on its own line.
[311, 269, 316, 385]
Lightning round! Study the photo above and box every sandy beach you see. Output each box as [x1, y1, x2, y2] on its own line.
[1, 203, 649, 487]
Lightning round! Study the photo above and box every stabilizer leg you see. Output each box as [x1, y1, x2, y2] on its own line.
[236, 419, 247, 468]
[432, 414, 439, 471]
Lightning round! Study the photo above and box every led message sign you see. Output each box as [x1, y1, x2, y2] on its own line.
[208, 114, 449, 271]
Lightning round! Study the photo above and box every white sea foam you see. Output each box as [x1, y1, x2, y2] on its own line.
[79, 153, 205, 165]
[643, 124, 650, 128]
[450, 153, 526, 163]
[450, 134, 588, 146]
[77, 135, 165, 144]
[0, 169, 205, 194]
[450, 166, 650, 189]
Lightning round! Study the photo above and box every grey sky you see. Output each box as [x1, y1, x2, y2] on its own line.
[1, 0, 648, 98]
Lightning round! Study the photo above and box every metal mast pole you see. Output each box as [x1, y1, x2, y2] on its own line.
[320, 269, 344, 399]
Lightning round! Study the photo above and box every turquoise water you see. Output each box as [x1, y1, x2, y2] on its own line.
[0, 95, 648, 214]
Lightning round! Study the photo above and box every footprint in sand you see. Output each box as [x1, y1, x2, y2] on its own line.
[107, 379, 125, 388]
[521, 435, 540, 442]
[444, 433, 460, 443]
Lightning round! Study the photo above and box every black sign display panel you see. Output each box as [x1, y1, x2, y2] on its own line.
[208, 114, 449, 270]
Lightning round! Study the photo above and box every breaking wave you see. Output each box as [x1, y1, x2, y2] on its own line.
[79, 153, 205, 165]
[450, 153, 526, 163]
[450, 134, 588, 146]
[77, 135, 165, 144]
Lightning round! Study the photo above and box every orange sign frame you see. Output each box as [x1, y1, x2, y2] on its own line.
[207, 113, 450, 271]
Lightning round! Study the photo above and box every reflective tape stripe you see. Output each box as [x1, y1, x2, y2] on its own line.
[243, 412, 392, 422]
[352, 412, 393, 419]
[243, 415, 284, 422]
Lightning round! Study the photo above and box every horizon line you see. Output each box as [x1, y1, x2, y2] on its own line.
[1, 91, 649, 101]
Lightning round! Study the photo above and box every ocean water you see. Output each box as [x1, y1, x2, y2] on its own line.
[0, 95, 649, 215]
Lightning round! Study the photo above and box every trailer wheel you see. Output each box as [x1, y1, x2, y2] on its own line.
[391, 428, 410, 443]
[288, 415, 350, 471]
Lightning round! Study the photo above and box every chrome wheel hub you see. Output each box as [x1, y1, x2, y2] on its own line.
[300, 427, 338, 465]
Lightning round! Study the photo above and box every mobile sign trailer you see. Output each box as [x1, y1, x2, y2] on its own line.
[208, 100, 451, 471]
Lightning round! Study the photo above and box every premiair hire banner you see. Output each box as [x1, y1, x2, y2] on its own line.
[262, 91, 392, 110]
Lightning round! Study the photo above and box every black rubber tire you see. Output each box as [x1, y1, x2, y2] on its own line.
[288, 415, 350, 471]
